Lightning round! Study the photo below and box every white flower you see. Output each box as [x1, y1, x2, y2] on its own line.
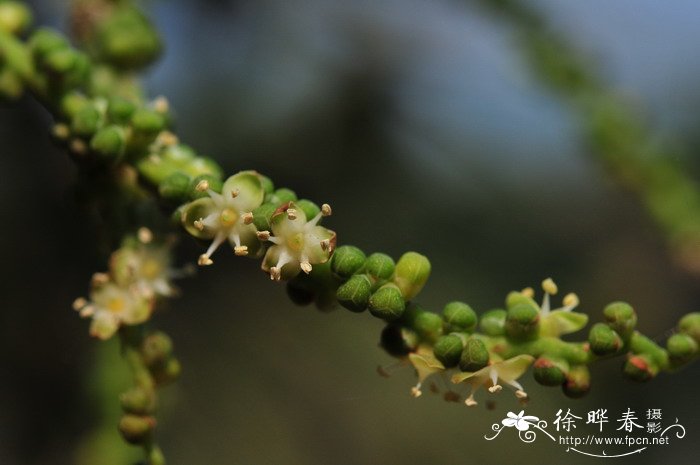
[110, 235, 178, 299]
[181, 171, 265, 265]
[261, 202, 336, 281]
[452, 354, 534, 407]
[73, 277, 153, 340]
[502, 410, 539, 431]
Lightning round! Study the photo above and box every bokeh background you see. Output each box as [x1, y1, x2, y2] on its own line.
[1, 0, 700, 464]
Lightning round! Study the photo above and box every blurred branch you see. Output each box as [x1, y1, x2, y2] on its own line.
[476, 0, 700, 275]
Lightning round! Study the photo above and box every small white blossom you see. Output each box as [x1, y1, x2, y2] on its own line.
[452, 355, 534, 407]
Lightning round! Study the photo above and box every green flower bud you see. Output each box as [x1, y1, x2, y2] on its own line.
[562, 365, 590, 398]
[295, 199, 320, 222]
[131, 108, 166, 134]
[107, 96, 136, 124]
[667, 333, 698, 366]
[251, 203, 276, 231]
[60, 92, 89, 119]
[158, 172, 191, 201]
[533, 356, 569, 386]
[330, 245, 366, 280]
[120, 387, 155, 415]
[118, 414, 155, 444]
[97, 8, 162, 69]
[0, 1, 32, 35]
[380, 324, 418, 357]
[90, 125, 125, 161]
[588, 323, 623, 356]
[459, 337, 490, 372]
[29, 28, 68, 62]
[505, 291, 538, 310]
[336, 274, 371, 312]
[505, 303, 540, 341]
[629, 331, 668, 369]
[679, 312, 700, 344]
[0, 69, 22, 100]
[286, 275, 316, 306]
[413, 311, 443, 343]
[365, 253, 395, 282]
[479, 308, 507, 336]
[622, 354, 658, 382]
[141, 332, 173, 367]
[393, 252, 431, 301]
[433, 334, 463, 368]
[603, 301, 637, 338]
[43, 48, 79, 75]
[71, 104, 101, 137]
[188, 174, 222, 200]
[368, 284, 405, 321]
[268, 187, 297, 205]
[442, 301, 477, 333]
[153, 358, 181, 385]
[259, 175, 274, 194]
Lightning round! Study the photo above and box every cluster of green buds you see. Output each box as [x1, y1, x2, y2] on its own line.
[0, 1, 32, 98]
[73, 228, 178, 339]
[367, 278, 699, 408]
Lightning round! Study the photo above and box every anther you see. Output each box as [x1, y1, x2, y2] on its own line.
[256, 230, 271, 241]
[195, 180, 209, 192]
[321, 203, 332, 216]
[137, 227, 153, 244]
[521, 287, 535, 298]
[234, 245, 248, 256]
[488, 384, 502, 393]
[287, 209, 297, 220]
[542, 278, 558, 295]
[231, 189, 239, 198]
[198, 254, 213, 266]
[91, 272, 109, 286]
[72, 297, 87, 311]
[320, 239, 330, 251]
[300, 261, 312, 274]
[242, 212, 254, 225]
[194, 219, 204, 231]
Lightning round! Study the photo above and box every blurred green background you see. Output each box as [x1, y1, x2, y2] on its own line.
[1, 0, 699, 464]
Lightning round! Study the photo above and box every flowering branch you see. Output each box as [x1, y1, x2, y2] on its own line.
[1, 1, 699, 464]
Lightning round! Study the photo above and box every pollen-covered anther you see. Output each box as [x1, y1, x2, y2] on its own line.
[198, 254, 213, 266]
[53, 123, 70, 140]
[156, 130, 178, 147]
[70, 138, 87, 155]
[465, 396, 478, 407]
[193, 219, 204, 231]
[488, 384, 502, 393]
[300, 261, 312, 274]
[286, 208, 298, 220]
[521, 287, 535, 298]
[242, 212, 254, 225]
[234, 245, 248, 256]
[91, 272, 109, 286]
[256, 230, 270, 241]
[72, 297, 87, 311]
[515, 389, 528, 399]
[542, 278, 558, 295]
[321, 203, 332, 216]
[411, 384, 422, 398]
[195, 180, 210, 192]
[270, 266, 282, 281]
[153, 96, 169, 113]
[230, 189, 239, 199]
[563, 292, 579, 307]
[320, 239, 330, 251]
[137, 227, 153, 244]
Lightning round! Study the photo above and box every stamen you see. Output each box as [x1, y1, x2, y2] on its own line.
[242, 212, 254, 225]
[521, 287, 535, 298]
[269, 267, 282, 281]
[92, 273, 109, 286]
[321, 203, 332, 216]
[72, 297, 87, 311]
[488, 385, 502, 393]
[137, 227, 153, 244]
[153, 96, 169, 113]
[256, 230, 271, 241]
[234, 245, 248, 256]
[542, 278, 558, 295]
[287, 209, 297, 220]
[515, 390, 528, 399]
[79, 305, 95, 317]
[563, 292, 579, 309]
[465, 394, 478, 407]
[300, 261, 312, 274]
[231, 189, 239, 198]
[195, 180, 209, 192]
[411, 383, 422, 398]
[320, 239, 330, 251]
[52, 123, 69, 140]
[70, 138, 87, 155]
[198, 254, 213, 266]
[194, 219, 205, 231]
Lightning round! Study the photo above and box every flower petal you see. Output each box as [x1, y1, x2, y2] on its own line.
[408, 351, 445, 382]
[89, 311, 120, 340]
[181, 197, 217, 239]
[494, 355, 535, 382]
[222, 171, 265, 212]
[541, 310, 589, 337]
